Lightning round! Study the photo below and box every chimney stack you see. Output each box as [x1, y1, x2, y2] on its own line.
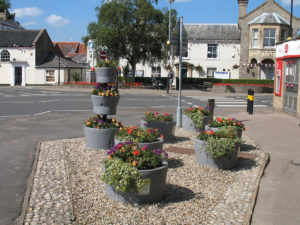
[238, 0, 248, 19]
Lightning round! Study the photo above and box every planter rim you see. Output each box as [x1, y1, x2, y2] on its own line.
[115, 137, 163, 145]
[91, 95, 120, 98]
[137, 160, 168, 172]
[84, 126, 118, 131]
[142, 118, 175, 124]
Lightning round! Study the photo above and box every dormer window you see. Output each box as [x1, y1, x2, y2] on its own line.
[263, 28, 276, 47]
[1, 50, 10, 62]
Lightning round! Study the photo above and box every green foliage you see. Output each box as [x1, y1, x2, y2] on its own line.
[85, 115, 123, 129]
[96, 58, 118, 68]
[84, 0, 177, 75]
[101, 141, 168, 192]
[206, 137, 240, 159]
[72, 72, 80, 82]
[102, 157, 145, 193]
[144, 111, 173, 122]
[0, 0, 10, 12]
[184, 107, 209, 129]
[116, 126, 161, 143]
[197, 129, 241, 159]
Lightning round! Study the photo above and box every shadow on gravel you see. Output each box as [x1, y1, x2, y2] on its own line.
[164, 136, 190, 144]
[236, 158, 257, 171]
[157, 184, 200, 207]
[167, 158, 184, 168]
[240, 143, 257, 152]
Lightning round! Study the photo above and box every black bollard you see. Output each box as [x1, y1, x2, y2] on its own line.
[247, 89, 254, 115]
[207, 99, 215, 123]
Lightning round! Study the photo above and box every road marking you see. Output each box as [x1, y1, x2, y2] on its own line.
[39, 99, 61, 103]
[216, 105, 268, 108]
[33, 111, 52, 116]
[53, 110, 91, 112]
[0, 101, 34, 103]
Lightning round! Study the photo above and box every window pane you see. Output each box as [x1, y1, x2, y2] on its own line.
[46, 70, 55, 82]
[263, 29, 276, 47]
[207, 44, 218, 58]
[1, 50, 10, 62]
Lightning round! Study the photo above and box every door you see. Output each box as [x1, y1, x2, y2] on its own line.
[15, 67, 22, 85]
[283, 59, 298, 114]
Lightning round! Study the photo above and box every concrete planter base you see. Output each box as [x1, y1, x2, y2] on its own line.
[105, 161, 168, 204]
[194, 138, 240, 169]
[91, 95, 120, 115]
[84, 127, 116, 150]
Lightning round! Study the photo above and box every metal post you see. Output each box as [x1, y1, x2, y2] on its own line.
[176, 16, 183, 127]
[207, 99, 215, 124]
[290, 0, 294, 37]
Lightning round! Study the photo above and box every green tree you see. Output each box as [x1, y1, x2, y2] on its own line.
[83, 0, 177, 77]
[0, 0, 15, 20]
[0, 0, 10, 12]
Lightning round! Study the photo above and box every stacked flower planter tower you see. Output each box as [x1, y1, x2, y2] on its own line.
[84, 67, 121, 150]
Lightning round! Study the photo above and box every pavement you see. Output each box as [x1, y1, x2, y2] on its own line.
[1, 86, 300, 224]
[227, 110, 300, 225]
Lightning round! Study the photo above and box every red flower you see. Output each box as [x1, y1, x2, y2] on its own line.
[132, 126, 136, 129]
[133, 150, 140, 156]
[127, 129, 132, 134]
[163, 112, 169, 116]
[155, 112, 159, 115]
[91, 67, 95, 71]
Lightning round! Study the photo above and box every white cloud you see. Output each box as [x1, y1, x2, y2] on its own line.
[12, 7, 43, 19]
[22, 21, 37, 26]
[281, 0, 300, 6]
[46, 14, 70, 27]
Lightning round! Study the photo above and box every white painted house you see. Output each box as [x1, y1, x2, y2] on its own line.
[119, 24, 241, 80]
[0, 29, 86, 86]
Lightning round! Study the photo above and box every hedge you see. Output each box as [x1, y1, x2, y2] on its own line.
[132, 77, 274, 86]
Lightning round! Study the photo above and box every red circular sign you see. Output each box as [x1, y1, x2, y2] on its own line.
[100, 51, 107, 59]
[284, 44, 289, 54]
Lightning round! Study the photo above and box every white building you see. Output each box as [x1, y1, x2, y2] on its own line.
[0, 29, 86, 86]
[120, 24, 241, 80]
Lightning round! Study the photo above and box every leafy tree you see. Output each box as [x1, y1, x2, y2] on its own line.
[83, 0, 177, 77]
[0, 0, 10, 12]
[0, 0, 15, 20]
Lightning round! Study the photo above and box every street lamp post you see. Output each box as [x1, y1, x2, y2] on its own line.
[290, 0, 294, 37]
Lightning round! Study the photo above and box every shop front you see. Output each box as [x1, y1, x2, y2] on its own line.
[274, 38, 300, 118]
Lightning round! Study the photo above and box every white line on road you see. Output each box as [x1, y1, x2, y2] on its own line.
[53, 110, 91, 112]
[33, 111, 52, 116]
[39, 99, 61, 103]
[216, 105, 268, 107]
[0, 101, 34, 103]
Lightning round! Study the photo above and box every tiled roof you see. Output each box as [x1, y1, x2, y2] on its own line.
[184, 24, 240, 41]
[0, 30, 41, 47]
[248, 12, 289, 25]
[69, 53, 88, 65]
[78, 44, 87, 54]
[37, 51, 85, 68]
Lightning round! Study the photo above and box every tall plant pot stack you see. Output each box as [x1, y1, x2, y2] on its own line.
[84, 67, 120, 150]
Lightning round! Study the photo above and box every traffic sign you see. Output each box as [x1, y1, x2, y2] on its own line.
[100, 51, 107, 59]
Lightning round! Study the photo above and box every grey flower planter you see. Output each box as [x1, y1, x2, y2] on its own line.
[182, 114, 208, 132]
[194, 137, 240, 169]
[105, 161, 168, 204]
[91, 95, 120, 115]
[95, 67, 117, 83]
[84, 127, 116, 150]
[140, 119, 175, 141]
[115, 138, 164, 151]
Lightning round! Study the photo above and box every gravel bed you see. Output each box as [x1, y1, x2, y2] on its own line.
[24, 128, 268, 225]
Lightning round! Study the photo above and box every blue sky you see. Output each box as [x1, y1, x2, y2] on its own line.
[10, 0, 300, 42]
